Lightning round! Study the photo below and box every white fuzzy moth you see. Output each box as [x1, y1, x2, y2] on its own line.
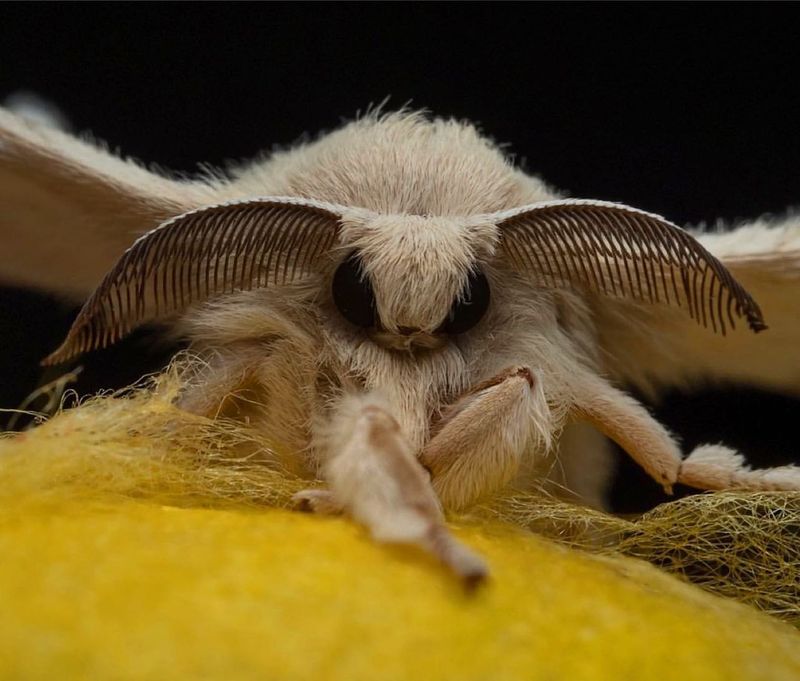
[2, 107, 799, 584]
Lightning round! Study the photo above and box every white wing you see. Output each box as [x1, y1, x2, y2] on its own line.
[0, 106, 215, 298]
[594, 216, 800, 397]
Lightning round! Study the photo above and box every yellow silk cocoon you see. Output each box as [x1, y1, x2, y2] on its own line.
[2, 376, 800, 681]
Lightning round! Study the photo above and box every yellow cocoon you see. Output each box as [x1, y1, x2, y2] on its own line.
[1, 378, 800, 681]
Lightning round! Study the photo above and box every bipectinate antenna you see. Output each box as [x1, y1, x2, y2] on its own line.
[43, 197, 347, 365]
[493, 199, 765, 334]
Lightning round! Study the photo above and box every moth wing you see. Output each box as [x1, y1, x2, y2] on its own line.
[593, 216, 800, 397]
[0, 106, 214, 297]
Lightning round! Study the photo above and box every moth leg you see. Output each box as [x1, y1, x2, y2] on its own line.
[291, 489, 344, 515]
[176, 346, 261, 418]
[678, 444, 800, 491]
[421, 366, 551, 511]
[546, 422, 616, 510]
[572, 378, 682, 493]
[319, 395, 488, 586]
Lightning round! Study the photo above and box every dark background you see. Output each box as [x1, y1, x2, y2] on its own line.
[1, 4, 797, 511]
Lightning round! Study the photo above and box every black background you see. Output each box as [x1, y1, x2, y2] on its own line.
[1, 4, 798, 511]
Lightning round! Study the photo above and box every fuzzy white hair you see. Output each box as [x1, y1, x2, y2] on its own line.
[2, 106, 798, 582]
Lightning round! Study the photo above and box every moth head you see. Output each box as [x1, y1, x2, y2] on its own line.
[42, 196, 766, 366]
[332, 213, 497, 350]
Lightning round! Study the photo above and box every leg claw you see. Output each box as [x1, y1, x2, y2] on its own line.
[291, 489, 343, 515]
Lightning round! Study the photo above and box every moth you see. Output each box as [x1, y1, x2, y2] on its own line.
[2, 106, 799, 584]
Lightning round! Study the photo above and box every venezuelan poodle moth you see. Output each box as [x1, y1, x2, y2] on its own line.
[2, 106, 799, 584]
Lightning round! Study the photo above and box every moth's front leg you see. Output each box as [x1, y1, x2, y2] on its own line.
[296, 394, 488, 586]
[421, 366, 551, 511]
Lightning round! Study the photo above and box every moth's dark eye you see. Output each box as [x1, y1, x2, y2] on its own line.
[332, 253, 377, 328]
[440, 269, 490, 335]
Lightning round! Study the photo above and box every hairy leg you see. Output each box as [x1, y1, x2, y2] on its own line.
[572, 374, 800, 495]
[420, 366, 551, 511]
[296, 393, 487, 585]
[571, 376, 682, 493]
[679, 444, 800, 491]
[292, 489, 344, 515]
[546, 422, 616, 510]
[176, 346, 262, 419]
